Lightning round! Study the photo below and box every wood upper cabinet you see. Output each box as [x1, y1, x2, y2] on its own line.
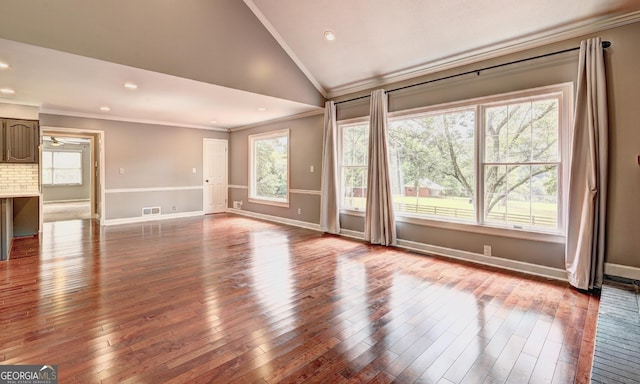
[1, 119, 40, 163]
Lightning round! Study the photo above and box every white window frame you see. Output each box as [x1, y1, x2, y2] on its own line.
[42, 149, 83, 186]
[338, 118, 370, 213]
[338, 83, 572, 242]
[248, 129, 290, 207]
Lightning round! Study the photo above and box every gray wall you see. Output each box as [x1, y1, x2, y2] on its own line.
[42, 141, 91, 202]
[229, 113, 324, 224]
[40, 114, 228, 221]
[0, 0, 324, 107]
[229, 21, 640, 271]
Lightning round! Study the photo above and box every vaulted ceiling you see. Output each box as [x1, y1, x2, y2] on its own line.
[0, 0, 638, 129]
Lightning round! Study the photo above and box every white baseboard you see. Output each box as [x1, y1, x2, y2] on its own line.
[103, 211, 204, 226]
[228, 209, 321, 231]
[605, 263, 640, 281]
[396, 239, 567, 281]
[337, 229, 566, 281]
[339, 229, 365, 240]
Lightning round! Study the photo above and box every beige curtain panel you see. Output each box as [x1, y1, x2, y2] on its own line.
[364, 89, 396, 246]
[565, 37, 609, 290]
[320, 100, 340, 234]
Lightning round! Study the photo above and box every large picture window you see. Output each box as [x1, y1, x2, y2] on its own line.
[338, 83, 571, 234]
[388, 108, 475, 222]
[42, 150, 83, 185]
[248, 130, 289, 206]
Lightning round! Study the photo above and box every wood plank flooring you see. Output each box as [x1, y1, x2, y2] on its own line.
[1, 214, 598, 383]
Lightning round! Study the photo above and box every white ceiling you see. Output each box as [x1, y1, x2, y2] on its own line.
[0, 37, 322, 130]
[246, 0, 640, 97]
[1, 1, 639, 130]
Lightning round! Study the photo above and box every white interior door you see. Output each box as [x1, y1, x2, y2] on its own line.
[203, 139, 228, 214]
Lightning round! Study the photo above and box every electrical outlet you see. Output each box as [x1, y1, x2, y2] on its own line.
[483, 245, 492, 256]
[310, 165, 314, 173]
[172, 206, 177, 211]
[297, 208, 302, 215]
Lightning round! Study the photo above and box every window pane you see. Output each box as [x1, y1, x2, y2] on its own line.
[42, 169, 52, 185]
[388, 110, 475, 221]
[42, 150, 82, 185]
[53, 169, 82, 185]
[54, 151, 81, 168]
[484, 165, 558, 229]
[342, 123, 369, 166]
[340, 122, 369, 209]
[253, 135, 288, 201]
[342, 167, 367, 210]
[485, 99, 559, 163]
[42, 151, 53, 168]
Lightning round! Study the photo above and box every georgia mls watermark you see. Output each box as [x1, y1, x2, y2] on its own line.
[0, 365, 58, 384]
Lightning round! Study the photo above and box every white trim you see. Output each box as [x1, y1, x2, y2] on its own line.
[228, 208, 321, 231]
[248, 129, 290, 205]
[339, 229, 365, 240]
[230, 109, 324, 132]
[103, 210, 204, 226]
[327, 11, 640, 98]
[40, 126, 106, 227]
[105, 186, 203, 194]
[604, 263, 640, 281]
[396, 239, 567, 281]
[228, 184, 248, 189]
[247, 198, 290, 208]
[395, 215, 565, 244]
[242, 0, 327, 97]
[40, 108, 228, 132]
[289, 189, 321, 195]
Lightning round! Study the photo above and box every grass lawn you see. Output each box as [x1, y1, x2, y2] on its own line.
[345, 195, 557, 227]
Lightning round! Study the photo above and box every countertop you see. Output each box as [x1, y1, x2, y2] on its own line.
[0, 191, 41, 198]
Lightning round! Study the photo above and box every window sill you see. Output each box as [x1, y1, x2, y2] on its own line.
[395, 214, 565, 244]
[339, 209, 564, 244]
[340, 208, 365, 217]
[248, 197, 289, 208]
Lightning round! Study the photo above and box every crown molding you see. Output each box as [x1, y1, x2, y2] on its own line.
[229, 108, 324, 132]
[39, 108, 228, 131]
[327, 11, 640, 99]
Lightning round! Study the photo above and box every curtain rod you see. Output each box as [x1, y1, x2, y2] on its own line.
[334, 40, 611, 105]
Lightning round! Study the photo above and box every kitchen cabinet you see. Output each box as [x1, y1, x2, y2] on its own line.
[1, 119, 40, 163]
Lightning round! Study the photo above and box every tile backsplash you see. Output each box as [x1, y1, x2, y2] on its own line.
[0, 163, 39, 194]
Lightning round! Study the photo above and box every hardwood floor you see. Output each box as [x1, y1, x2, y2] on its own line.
[1, 214, 598, 383]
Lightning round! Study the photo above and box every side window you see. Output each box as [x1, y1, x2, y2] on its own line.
[339, 122, 369, 211]
[248, 130, 289, 206]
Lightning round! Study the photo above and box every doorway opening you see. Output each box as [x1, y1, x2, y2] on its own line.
[41, 129, 104, 225]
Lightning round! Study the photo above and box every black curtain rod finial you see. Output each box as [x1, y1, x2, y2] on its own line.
[602, 40, 612, 48]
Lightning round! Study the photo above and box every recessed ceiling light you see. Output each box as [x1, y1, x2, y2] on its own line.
[258, 107, 267, 111]
[123, 82, 138, 90]
[210, 120, 218, 124]
[99, 106, 111, 112]
[323, 30, 336, 41]
[0, 62, 9, 69]
[0, 88, 15, 94]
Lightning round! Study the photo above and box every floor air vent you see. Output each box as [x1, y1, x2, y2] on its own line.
[142, 206, 161, 216]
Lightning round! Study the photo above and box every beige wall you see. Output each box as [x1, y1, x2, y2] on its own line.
[0, 0, 324, 107]
[230, 21, 640, 271]
[40, 114, 228, 220]
[229, 113, 324, 224]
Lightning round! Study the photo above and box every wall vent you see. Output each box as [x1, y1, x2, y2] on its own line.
[142, 206, 161, 216]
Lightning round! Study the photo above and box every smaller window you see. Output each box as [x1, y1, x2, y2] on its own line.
[339, 121, 369, 211]
[42, 150, 83, 185]
[248, 130, 289, 206]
